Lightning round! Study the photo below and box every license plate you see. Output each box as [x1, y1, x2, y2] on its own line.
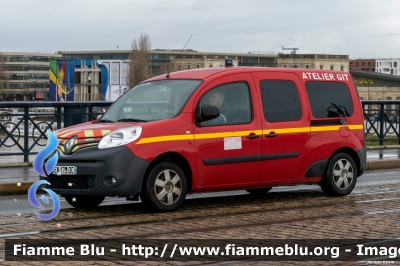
[52, 166, 77, 175]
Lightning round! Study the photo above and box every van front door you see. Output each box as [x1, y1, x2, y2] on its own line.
[252, 72, 310, 183]
[194, 74, 262, 186]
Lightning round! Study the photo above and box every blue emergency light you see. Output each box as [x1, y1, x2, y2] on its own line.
[225, 58, 233, 67]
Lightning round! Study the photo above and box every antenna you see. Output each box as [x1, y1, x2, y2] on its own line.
[166, 34, 193, 78]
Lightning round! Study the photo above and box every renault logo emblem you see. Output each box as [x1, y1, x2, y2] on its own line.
[65, 136, 77, 154]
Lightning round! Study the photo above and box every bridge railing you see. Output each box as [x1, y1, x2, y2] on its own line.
[0, 101, 112, 162]
[0, 100, 399, 163]
[362, 100, 400, 145]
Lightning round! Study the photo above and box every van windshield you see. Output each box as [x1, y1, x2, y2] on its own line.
[100, 80, 202, 122]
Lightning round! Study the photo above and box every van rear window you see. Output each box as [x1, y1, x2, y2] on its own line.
[305, 81, 354, 118]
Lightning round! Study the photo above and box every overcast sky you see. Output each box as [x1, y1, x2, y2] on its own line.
[2, 0, 400, 59]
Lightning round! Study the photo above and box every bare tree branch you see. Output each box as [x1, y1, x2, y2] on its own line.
[127, 33, 172, 88]
[127, 33, 152, 88]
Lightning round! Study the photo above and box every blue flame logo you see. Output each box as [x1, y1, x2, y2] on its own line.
[33, 130, 59, 176]
[29, 130, 60, 221]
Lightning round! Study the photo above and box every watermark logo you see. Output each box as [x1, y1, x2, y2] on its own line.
[29, 130, 60, 221]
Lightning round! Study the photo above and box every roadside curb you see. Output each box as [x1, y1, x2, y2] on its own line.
[0, 162, 32, 168]
[367, 159, 400, 171]
[0, 182, 32, 196]
[366, 145, 400, 150]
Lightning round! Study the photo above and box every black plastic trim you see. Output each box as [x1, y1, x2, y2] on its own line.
[40, 145, 150, 197]
[311, 120, 346, 126]
[262, 153, 300, 160]
[357, 145, 366, 176]
[305, 159, 329, 177]
[246, 135, 260, 139]
[203, 152, 300, 165]
[265, 133, 278, 138]
[203, 155, 262, 165]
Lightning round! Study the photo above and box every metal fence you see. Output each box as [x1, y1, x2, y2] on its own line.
[0, 101, 112, 162]
[0, 100, 399, 163]
[363, 100, 400, 145]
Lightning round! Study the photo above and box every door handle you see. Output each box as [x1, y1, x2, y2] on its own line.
[265, 131, 278, 138]
[246, 134, 260, 139]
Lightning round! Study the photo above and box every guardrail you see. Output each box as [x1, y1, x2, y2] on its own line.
[363, 100, 400, 145]
[0, 100, 399, 163]
[0, 102, 112, 162]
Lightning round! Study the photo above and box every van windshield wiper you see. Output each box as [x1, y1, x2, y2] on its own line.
[97, 119, 115, 123]
[331, 102, 349, 117]
[117, 118, 148, 122]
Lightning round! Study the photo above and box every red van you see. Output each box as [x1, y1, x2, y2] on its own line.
[48, 62, 366, 211]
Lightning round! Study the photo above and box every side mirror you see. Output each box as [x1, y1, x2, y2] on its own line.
[196, 104, 220, 122]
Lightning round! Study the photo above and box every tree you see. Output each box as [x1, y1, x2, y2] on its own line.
[127, 33, 152, 88]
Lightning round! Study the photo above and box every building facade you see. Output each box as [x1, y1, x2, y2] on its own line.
[56, 50, 278, 101]
[276, 54, 349, 71]
[350, 70, 400, 100]
[349, 59, 376, 72]
[59, 49, 278, 69]
[49, 59, 129, 102]
[375, 59, 400, 76]
[0, 52, 61, 101]
[55, 50, 353, 101]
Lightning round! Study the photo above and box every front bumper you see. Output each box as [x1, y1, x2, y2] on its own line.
[40, 145, 150, 197]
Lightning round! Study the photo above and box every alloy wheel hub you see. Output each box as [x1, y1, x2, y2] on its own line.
[165, 182, 173, 193]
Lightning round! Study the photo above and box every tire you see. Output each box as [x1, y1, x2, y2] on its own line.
[141, 162, 187, 212]
[246, 187, 272, 194]
[65, 196, 105, 208]
[319, 152, 357, 196]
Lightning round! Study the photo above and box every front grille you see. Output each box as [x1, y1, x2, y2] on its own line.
[47, 175, 95, 189]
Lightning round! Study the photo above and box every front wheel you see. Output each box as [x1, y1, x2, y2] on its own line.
[141, 162, 187, 212]
[319, 152, 357, 196]
[65, 196, 105, 208]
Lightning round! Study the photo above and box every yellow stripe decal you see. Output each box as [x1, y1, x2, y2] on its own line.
[72, 140, 79, 152]
[101, 130, 111, 135]
[348, 125, 364, 130]
[136, 124, 364, 145]
[136, 134, 194, 144]
[263, 127, 310, 134]
[58, 130, 80, 138]
[84, 130, 94, 141]
[195, 130, 264, 140]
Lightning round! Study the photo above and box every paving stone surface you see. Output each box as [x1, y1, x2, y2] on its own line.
[1, 184, 400, 265]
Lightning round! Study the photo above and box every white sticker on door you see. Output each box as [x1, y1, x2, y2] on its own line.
[224, 137, 242, 150]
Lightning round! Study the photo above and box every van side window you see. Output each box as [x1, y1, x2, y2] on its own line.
[199, 82, 252, 126]
[259, 80, 302, 122]
[305, 81, 354, 118]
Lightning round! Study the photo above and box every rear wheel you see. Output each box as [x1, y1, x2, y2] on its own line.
[246, 187, 272, 194]
[65, 196, 105, 208]
[141, 162, 187, 212]
[319, 152, 357, 196]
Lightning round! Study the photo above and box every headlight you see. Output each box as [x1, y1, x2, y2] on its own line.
[98, 126, 142, 149]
